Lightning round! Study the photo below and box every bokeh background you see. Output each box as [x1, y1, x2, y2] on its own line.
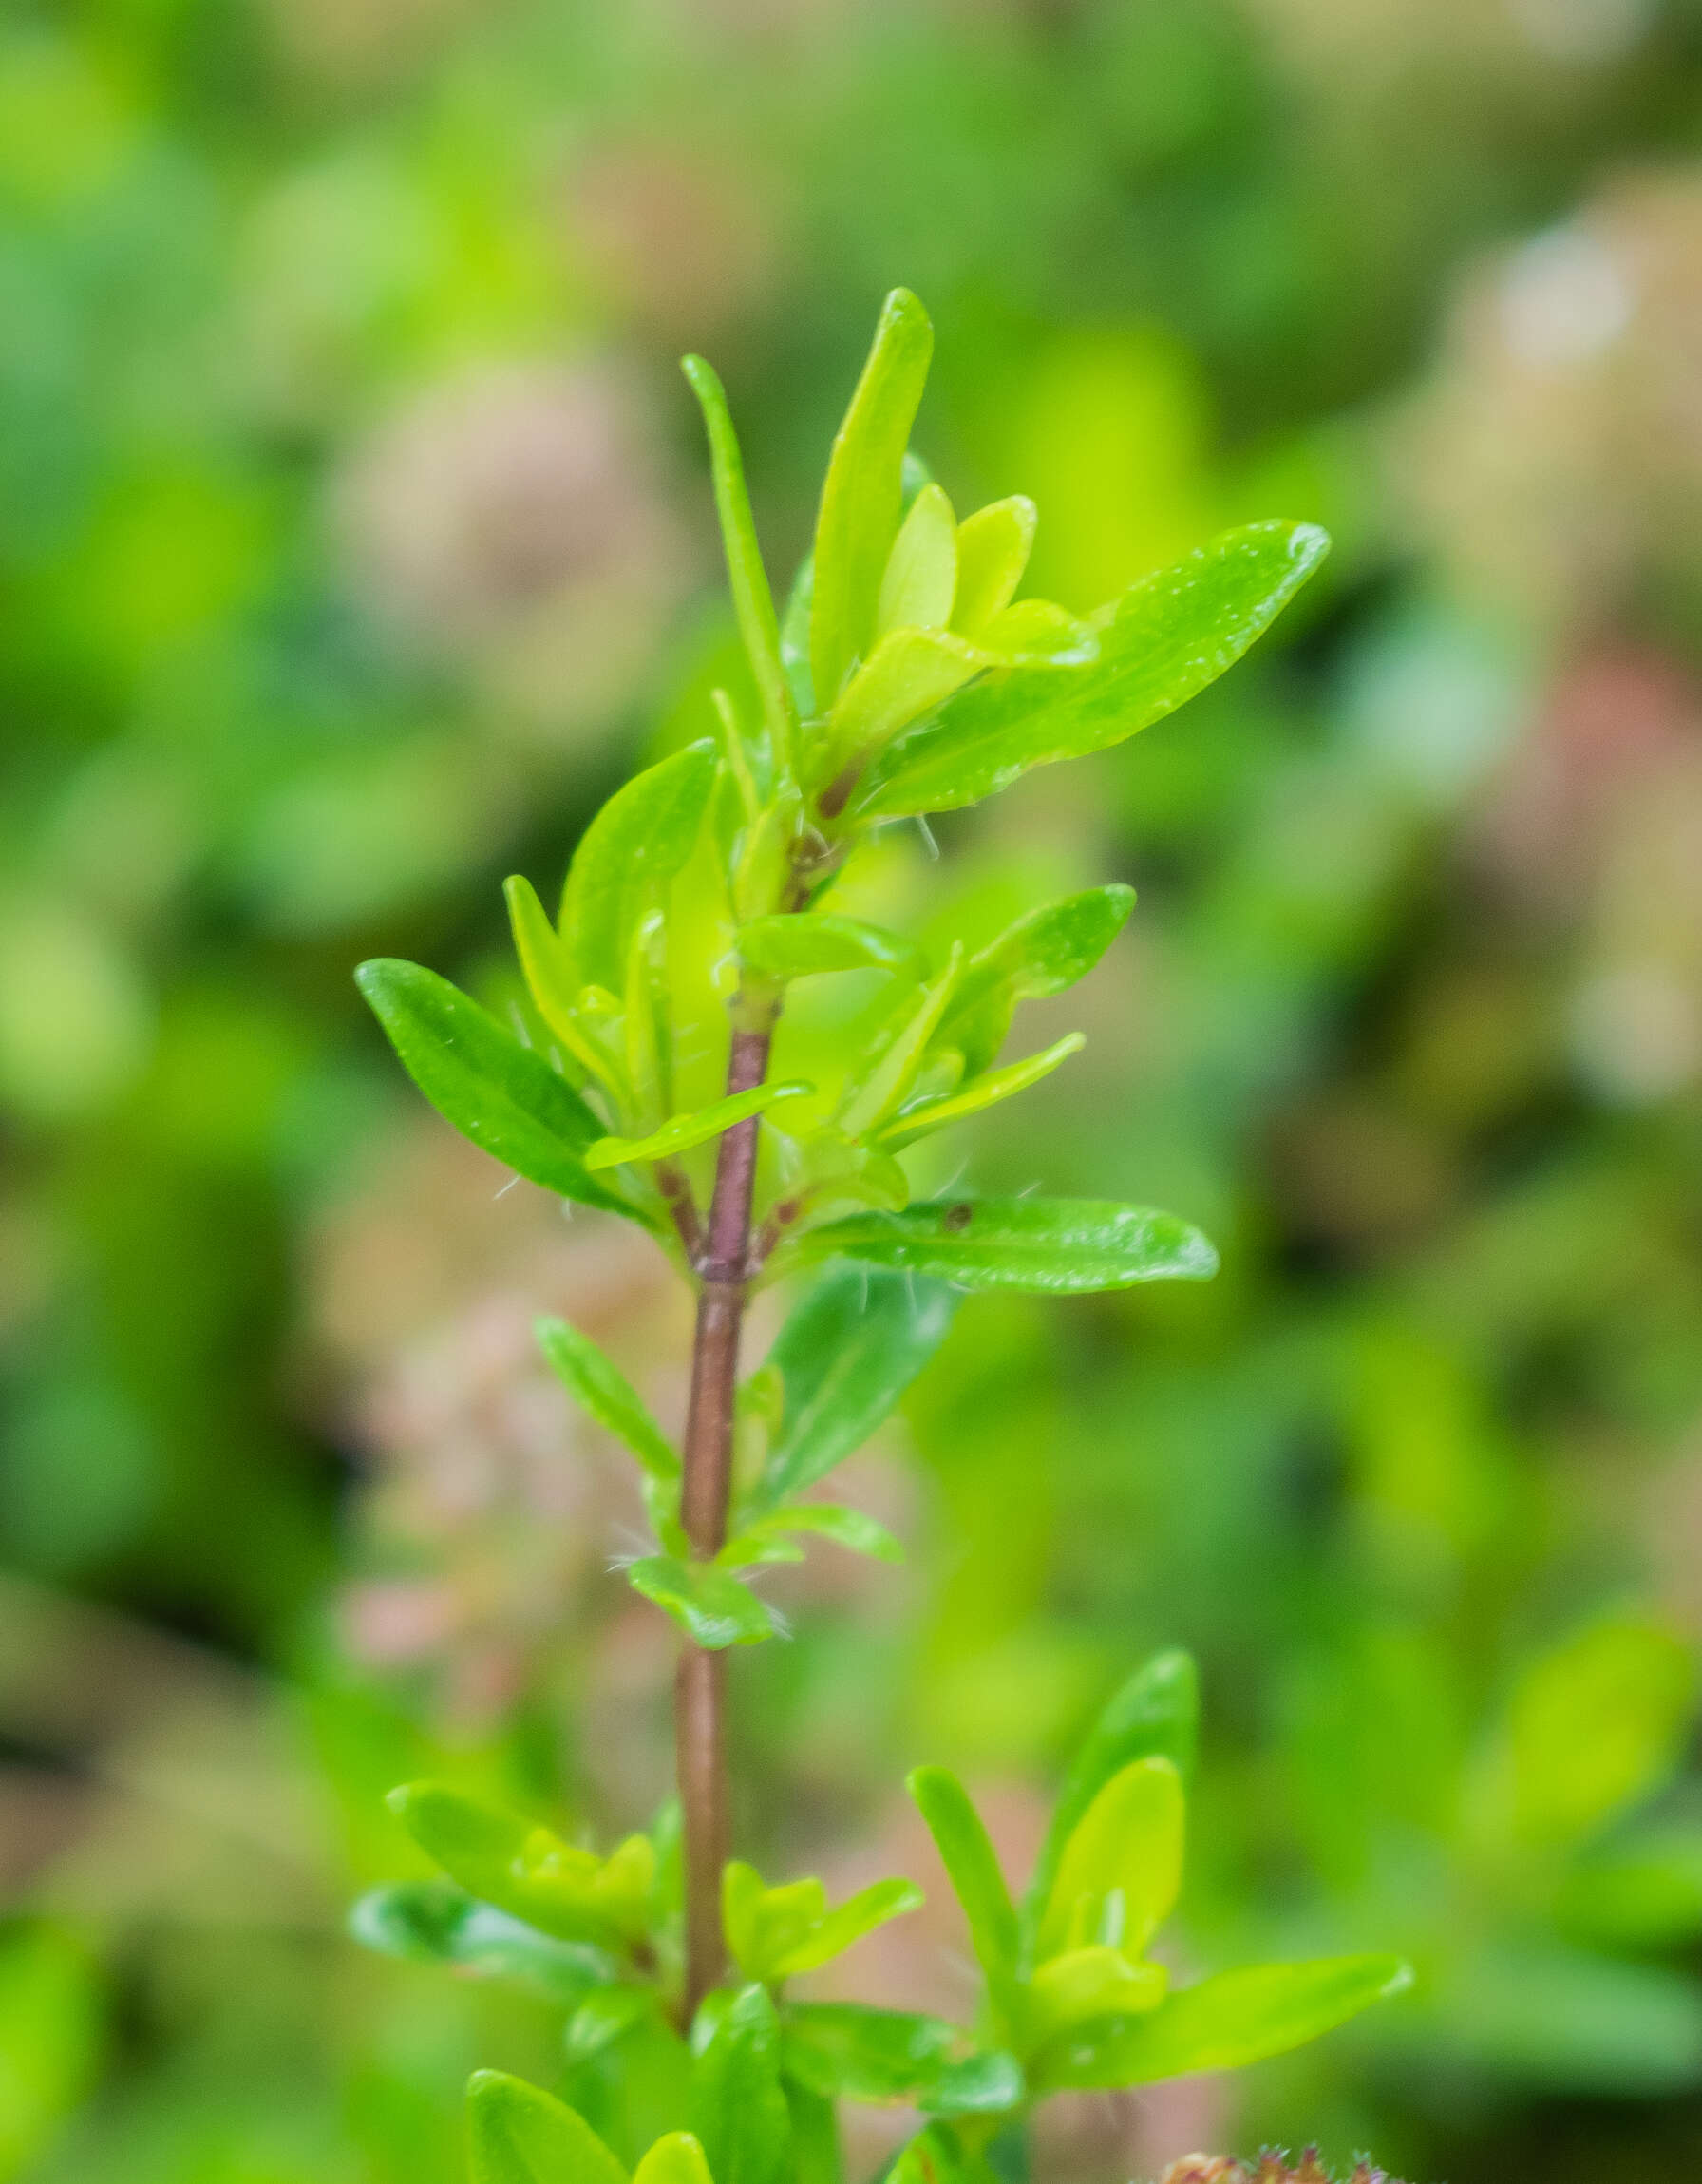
[6, 2, 1702, 2178]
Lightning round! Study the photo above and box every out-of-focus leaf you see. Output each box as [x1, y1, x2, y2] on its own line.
[738, 913, 921, 981]
[684, 355, 798, 779]
[879, 1035, 1085, 1149]
[721, 1503, 902, 1569]
[1026, 1946, 1168, 2043]
[1433, 1945, 1702, 2094]
[952, 497, 1036, 637]
[467, 2070, 630, 2184]
[1558, 1825, 1702, 1947]
[803, 1199, 1218, 1292]
[567, 1988, 661, 2066]
[537, 1317, 679, 1489]
[356, 960, 635, 1218]
[854, 522, 1329, 817]
[753, 1264, 957, 1511]
[768, 1878, 921, 1978]
[1036, 1757, 1185, 1960]
[887, 2122, 968, 2184]
[1023, 1651, 1198, 1952]
[0, 1925, 101, 2179]
[837, 949, 961, 1138]
[387, 1784, 652, 1947]
[1474, 1618, 1695, 1854]
[633, 2134, 716, 2184]
[877, 483, 957, 636]
[1035, 1955, 1410, 2090]
[628, 1556, 778, 1648]
[562, 743, 718, 993]
[349, 1881, 613, 2003]
[908, 1767, 1018, 1987]
[691, 1984, 791, 2184]
[587, 1082, 813, 1171]
[811, 289, 935, 708]
[783, 2005, 1023, 2116]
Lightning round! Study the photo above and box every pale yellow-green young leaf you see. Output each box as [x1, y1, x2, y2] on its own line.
[622, 906, 667, 1129]
[877, 482, 958, 637]
[815, 629, 989, 795]
[879, 1033, 1085, 1149]
[587, 1081, 814, 1171]
[504, 875, 624, 1103]
[977, 598, 1090, 659]
[1038, 1757, 1185, 1962]
[1027, 1944, 1168, 2044]
[837, 948, 962, 1140]
[632, 2134, 714, 2184]
[953, 496, 1036, 636]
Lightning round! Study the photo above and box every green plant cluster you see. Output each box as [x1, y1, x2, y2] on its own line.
[351, 292, 1406, 2184]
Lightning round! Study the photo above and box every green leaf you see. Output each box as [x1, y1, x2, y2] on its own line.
[811, 290, 935, 709]
[1558, 1825, 1702, 1947]
[634, 2134, 716, 2184]
[907, 1767, 1018, 1988]
[855, 522, 1330, 817]
[952, 497, 1035, 637]
[879, 1035, 1085, 1149]
[784, 2083, 842, 2184]
[467, 2070, 630, 2184]
[349, 1881, 612, 2004]
[837, 948, 961, 1139]
[683, 355, 798, 781]
[587, 1082, 813, 1171]
[567, 1987, 660, 2066]
[738, 913, 921, 982]
[754, 1264, 957, 1511]
[537, 1317, 679, 1488]
[386, 1783, 645, 1947]
[1479, 1618, 1696, 1852]
[721, 1503, 902, 1569]
[628, 1556, 778, 1648]
[1023, 1650, 1197, 1953]
[877, 483, 957, 636]
[768, 1877, 921, 1978]
[817, 631, 987, 792]
[691, 1984, 790, 2184]
[938, 886, 1134, 1076]
[1035, 1758, 1184, 1961]
[505, 874, 615, 1095]
[1026, 1947, 1167, 2045]
[356, 960, 634, 1219]
[562, 743, 719, 993]
[1430, 1943, 1702, 2095]
[804, 1199, 1219, 1293]
[783, 2005, 1024, 2116]
[1034, 1954, 1411, 2091]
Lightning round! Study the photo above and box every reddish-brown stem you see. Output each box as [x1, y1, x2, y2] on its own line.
[676, 1014, 772, 2023]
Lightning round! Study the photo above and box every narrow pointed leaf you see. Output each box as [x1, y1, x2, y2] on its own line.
[739, 913, 922, 982]
[783, 2004, 1024, 2116]
[907, 1767, 1018, 1986]
[1023, 1650, 1198, 1950]
[691, 1984, 791, 2184]
[349, 1882, 612, 2004]
[537, 1316, 679, 1487]
[879, 1035, 1085, 1149]
[356, 960, 634, 1218]
[769, 1877, 923, 1978]
[819, 631, 987, 790]
[505, 874, 615, 1093]
[811, 290, 935, 707]
[562, 742, 718, 991]
[634, 2135, 716, 2184]
[952, 497, 1035, 637]
[723, 1503, 903, 1567]
[1034, 1955, 1412, 2091]
[1037, 1757, 1184, 1961]
[804, 1199, 1218, 1293]
[855, 522, 1329, 817]
[628, 1556, 778, 1648]
[837, 949, 961, 1140]
[684, 355, 798, 778]
[467, 2070, 630, 2184]
[877, 482, 957, 636]
[754, 1264, 957, 1511]
[941, 885, 1134, 1074]
[587, 1082, 813, 1171]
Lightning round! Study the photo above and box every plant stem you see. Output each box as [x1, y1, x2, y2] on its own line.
[676, 1007, 773, 2022]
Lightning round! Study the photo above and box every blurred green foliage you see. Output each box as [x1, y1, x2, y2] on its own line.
[8, 2, 1702, 2182]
